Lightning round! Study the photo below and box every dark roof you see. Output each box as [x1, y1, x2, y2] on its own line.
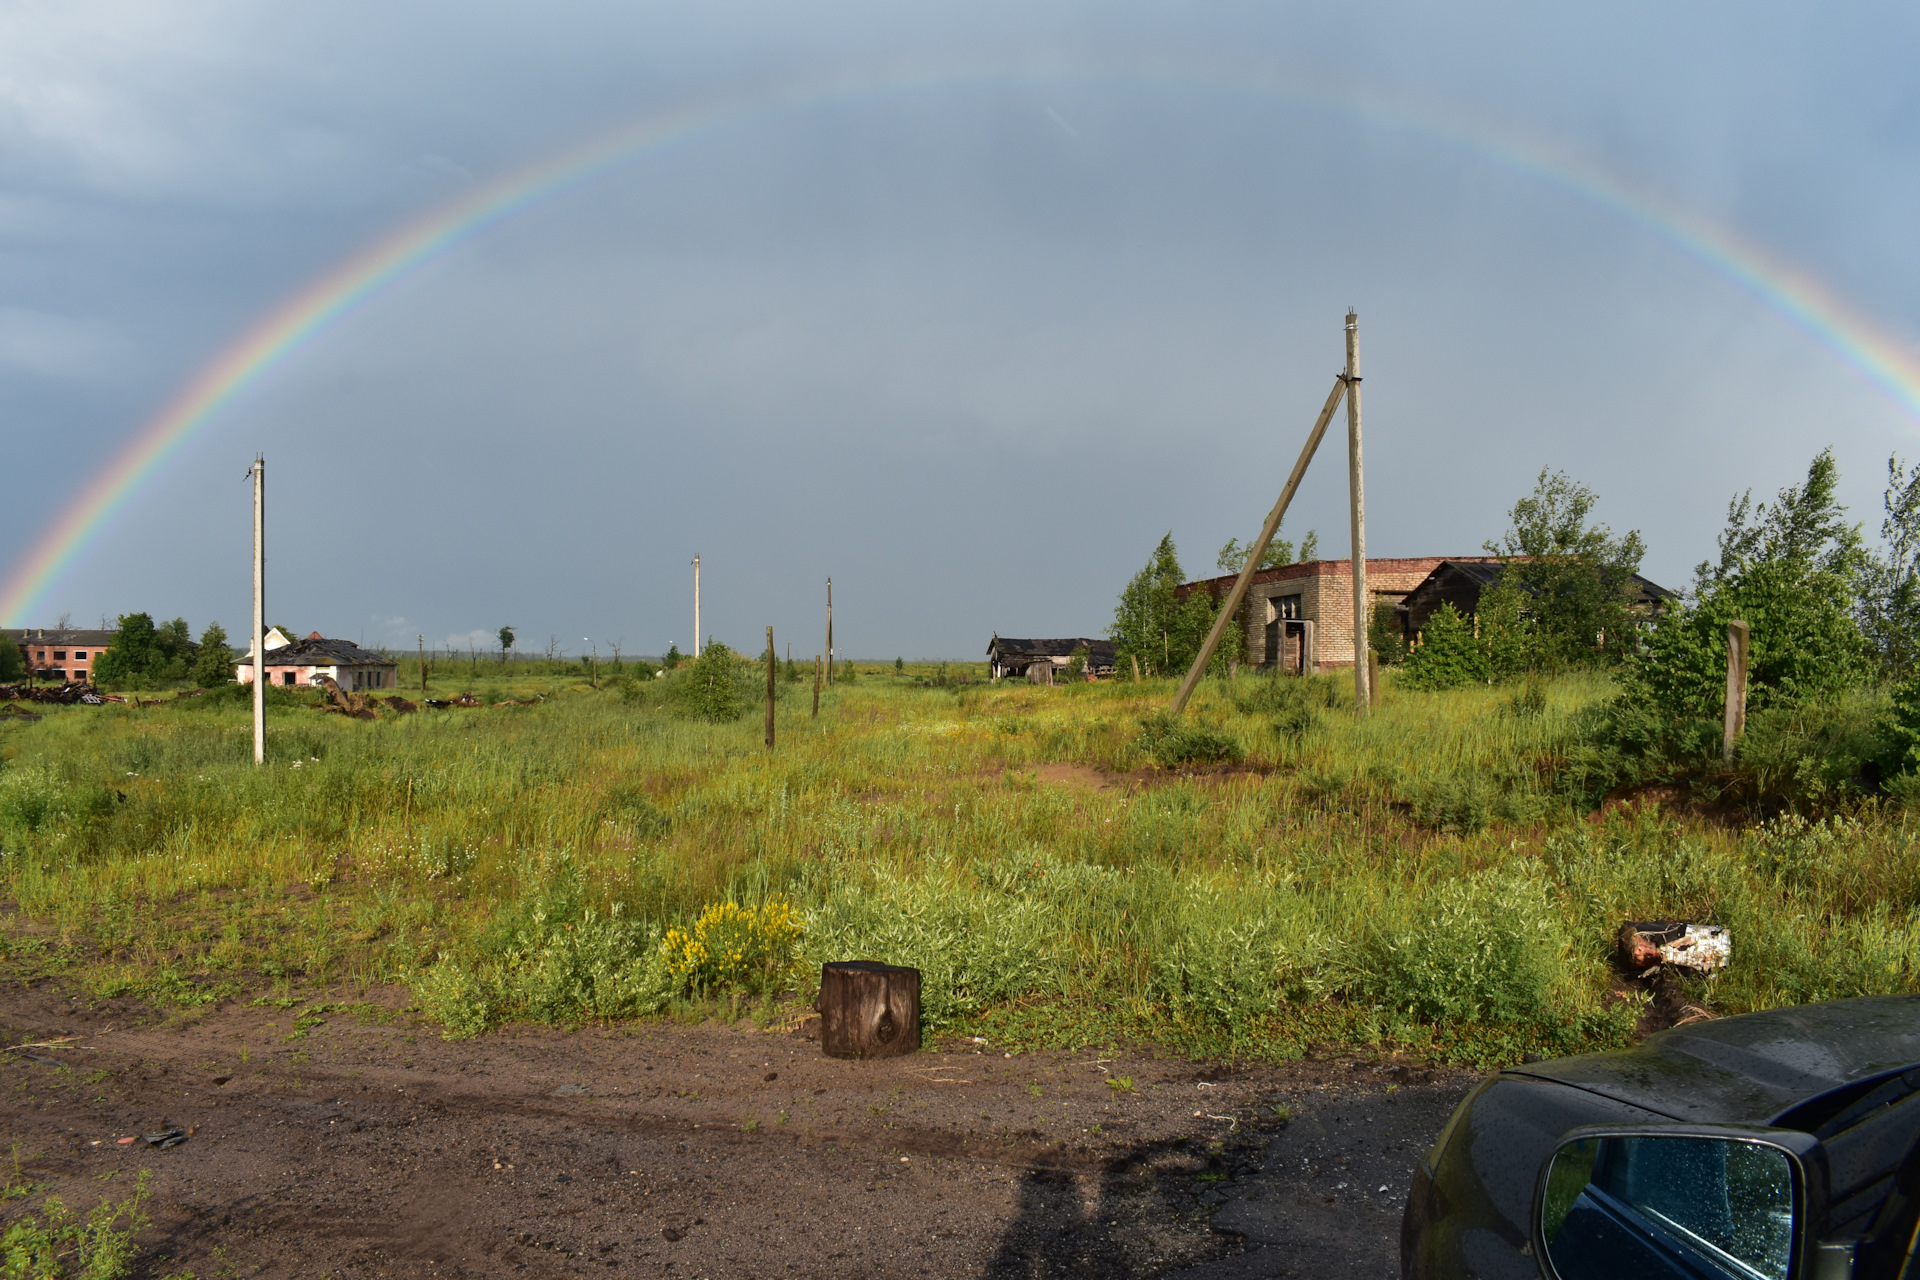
[987, 637, 1117, 660]
[1398, 559, 1678, 609]
[5, 629, 118, 646]
[241, 637, 395, 668]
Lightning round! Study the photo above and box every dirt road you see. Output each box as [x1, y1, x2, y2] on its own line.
[2, 986, 1476, 1278]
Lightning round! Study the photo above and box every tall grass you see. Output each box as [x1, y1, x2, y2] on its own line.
[4, 663, 1919, 1066]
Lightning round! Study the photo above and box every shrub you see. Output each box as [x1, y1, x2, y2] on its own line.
[1136, 712, 1243, 766]
[1402, 604, 1490, 690]
[661, 898, 804, 994]
[672, 642, 752, 722]
[0, 1166, 150, 1280]
[1370, 600, 1408, 666]
[1349, 867, 1573, 1028]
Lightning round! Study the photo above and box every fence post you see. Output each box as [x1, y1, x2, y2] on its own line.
[1723, 619, 1750, 764]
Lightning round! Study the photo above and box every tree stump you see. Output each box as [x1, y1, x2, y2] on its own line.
[817, 961, 921, 1059]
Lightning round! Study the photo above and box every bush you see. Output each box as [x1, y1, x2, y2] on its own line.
[1402, 604, 1490, 690]
[672, 642, 752, 722]
[1370, 600, 1408, 666]
[1136, 712, 1244, 766]
[1234, 670, 1336, 737]
[0, 1167, 150, 1280]
[661, 898, 804, 994]
[416, 883, 680, 1039]
[1349, 867, 1576, 1029]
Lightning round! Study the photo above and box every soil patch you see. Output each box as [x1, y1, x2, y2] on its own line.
[1, 984, 1476, 1278]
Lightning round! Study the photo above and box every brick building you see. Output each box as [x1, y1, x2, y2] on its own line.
[3, 627, 117, 683]
[1175, 558, 1497, 673]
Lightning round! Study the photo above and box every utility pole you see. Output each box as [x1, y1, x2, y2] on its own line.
[765, 626, 776, 750]
[1345, 310, 1371, 715]
[251, 455, 265, 765]
[692, 555, 701, 658]
[587, 638, 597, 689]
[824, 578, 834, 685]
[813, 655, 821, 717]
[1170, 373, 1348, 715]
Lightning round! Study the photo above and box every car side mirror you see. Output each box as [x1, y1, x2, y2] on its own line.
[1535, 1127, 1820, 1280]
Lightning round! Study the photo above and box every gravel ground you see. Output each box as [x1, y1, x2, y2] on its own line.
[1, 984, 1477, 1279]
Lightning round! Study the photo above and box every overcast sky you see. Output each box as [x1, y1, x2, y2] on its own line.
[4, 1, 1919, 658]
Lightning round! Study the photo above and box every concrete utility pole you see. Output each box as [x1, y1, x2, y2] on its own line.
[250, 455, 266, 764]
[1345, 310, 1371, 715]
[692, 556, 701, 658]
[824, 578, 834, 685]
[1723, 619, 1751, 763]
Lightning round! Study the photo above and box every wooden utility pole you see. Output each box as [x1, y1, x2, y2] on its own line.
[418, 635, 426, 693]
[1169, 375, 1349, 715]
[250, 455, 265, 765]
[812, 655, 821, 717]
[1345, 310, 1371, 715]
[692, 555, 701, 658]
[765, 627, 777, 749]
[1723, 619, 1751, 763]
[588, 639, 598, 689]
[824, 578, 834, 685]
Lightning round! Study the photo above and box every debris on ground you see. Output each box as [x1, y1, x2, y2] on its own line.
[1618, 921, 1731, 974]
[383, 696, 418, 713]
[143, 1128, 189, 1148]
[315, 676, 379, 721]
[0, 680, 103, 705]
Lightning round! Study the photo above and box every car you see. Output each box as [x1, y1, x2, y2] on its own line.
[1402, 995, 1920, 1280]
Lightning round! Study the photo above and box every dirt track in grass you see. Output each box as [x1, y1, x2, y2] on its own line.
[1, 984, 1477, 1279]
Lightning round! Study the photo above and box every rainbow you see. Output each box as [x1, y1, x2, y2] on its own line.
[6, 57, 1919, 625]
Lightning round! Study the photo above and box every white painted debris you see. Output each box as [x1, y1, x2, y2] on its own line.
[1619, 922, 1731, 974]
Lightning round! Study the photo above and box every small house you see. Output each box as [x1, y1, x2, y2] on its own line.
[238, 631, 398, 691]
[1394, 560, 1677, 641]
[986, 636, 1118, 683]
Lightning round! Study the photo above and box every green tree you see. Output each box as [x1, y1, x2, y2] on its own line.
[1112, 534, 1230, 678]
[1216, 523, 1318, 574]
[1859, 455, 1920, 676]
[1484, 469, 1647, 667]
[92, 613, 159, 687]
[663, 643, 685, 670]
[1633, 449, 1871, 720]
[499, 626, 516, 663]
[192, 622, 233, 687]
[154, 616, 194, 682]
[674, 641, 750, 721]
[0, 635, 23, 682]
[894, 656, 905, 675]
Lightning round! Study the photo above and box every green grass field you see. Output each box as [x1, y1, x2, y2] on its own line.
[4, 661, 1918, 1067]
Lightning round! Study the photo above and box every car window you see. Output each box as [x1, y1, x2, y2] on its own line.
[1546, 1136, 1793, 1280]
